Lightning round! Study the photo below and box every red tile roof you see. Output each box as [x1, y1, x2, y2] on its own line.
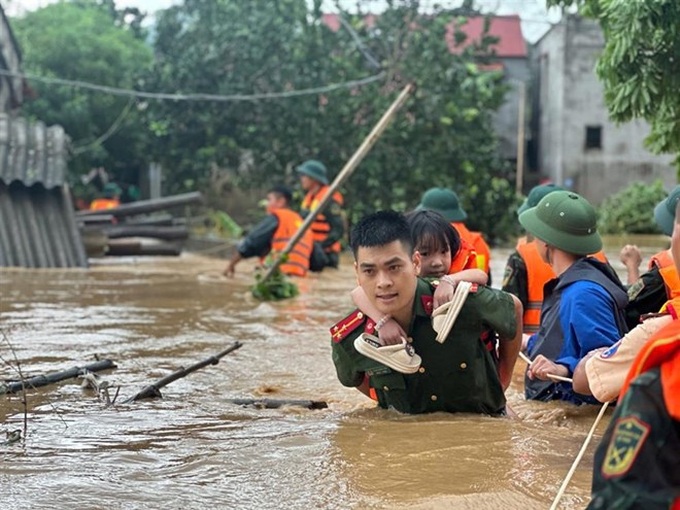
[322, 13, 526, 59]
[448, 15, 526, 58]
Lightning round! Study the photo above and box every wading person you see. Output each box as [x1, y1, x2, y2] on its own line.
[223, 185, 313, 278]
[330, 210, 522, 415]
[89, 182, 122, 211]
[587, 199, 680, 510]
[416, 187, 492, 284]
[348, 210, 489, 373]
[572, 186, 680, 403]
[503, 183, 608, 337]
[519, 191, 628, 404]
[296, 160, 345, 269]
[621, 185, 680, 330]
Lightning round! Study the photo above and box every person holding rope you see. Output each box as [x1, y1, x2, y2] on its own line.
[587, 198, 680, 510]
[330, 210, 522, 415]
[502, 183, 609, 340]
[572, 187, 680, 403]
[518, 190, 629, 404]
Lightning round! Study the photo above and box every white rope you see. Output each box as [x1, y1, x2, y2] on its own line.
[519, 351, 573, 383]
[549, 401, 611, 510]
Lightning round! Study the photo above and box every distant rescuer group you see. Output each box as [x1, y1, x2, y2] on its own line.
[224, 159, 680, 508]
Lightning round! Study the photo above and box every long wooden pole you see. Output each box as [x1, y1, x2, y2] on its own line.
[516, 81, 526, 194]
[259, 83, 416, 284]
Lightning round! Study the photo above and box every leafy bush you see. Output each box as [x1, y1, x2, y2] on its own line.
[598, 180, 667, 234]
[251, 256, 299, 301]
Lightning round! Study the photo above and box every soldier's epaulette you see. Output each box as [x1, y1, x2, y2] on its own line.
[330, 309, 368, 343]
[421, 295, 433, 316]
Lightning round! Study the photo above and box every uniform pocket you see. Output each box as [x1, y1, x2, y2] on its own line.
[369, 372, 409, 412]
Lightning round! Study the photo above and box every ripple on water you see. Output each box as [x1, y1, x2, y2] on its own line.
[0, 254, 603, 509]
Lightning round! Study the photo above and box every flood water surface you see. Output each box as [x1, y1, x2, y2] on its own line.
[0, 245, 664, 509]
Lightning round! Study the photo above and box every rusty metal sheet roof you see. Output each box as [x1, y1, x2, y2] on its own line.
[0, 113, 69, 188]
[0, 181, 87, 268]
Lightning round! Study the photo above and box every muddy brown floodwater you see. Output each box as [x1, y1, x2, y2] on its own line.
[0, 240, 668, 509]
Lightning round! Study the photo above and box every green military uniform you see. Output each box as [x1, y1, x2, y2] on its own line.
[588, 368, 680, 509]
[625, 266, 668, 330]
[330, 279, 517, 415]
[300, 199, 344, 268]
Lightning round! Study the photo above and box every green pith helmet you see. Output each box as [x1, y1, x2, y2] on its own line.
[518, 190, 602, 256]
[517, 183, 564, 215]
[654, 185, 680, 236]
[416, 187, 467, 222]
[296, 160, 329, 185]
[102, 182, 122, 199]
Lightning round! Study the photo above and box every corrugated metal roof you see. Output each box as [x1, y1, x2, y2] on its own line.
[0, 180, 88, 268]
[0, 113, 69, 188]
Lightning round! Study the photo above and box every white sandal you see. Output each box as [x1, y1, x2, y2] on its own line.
[354, 333, 422, 374]
[432, 281, 472, 343]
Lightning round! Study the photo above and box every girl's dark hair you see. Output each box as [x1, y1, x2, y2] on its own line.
[350, 210, 413, 258]
[406, 209, 460, 256]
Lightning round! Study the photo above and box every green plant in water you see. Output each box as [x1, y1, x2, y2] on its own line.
[251, 253, 299, 301]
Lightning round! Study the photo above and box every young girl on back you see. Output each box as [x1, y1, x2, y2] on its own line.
[350, 209, 488, 346]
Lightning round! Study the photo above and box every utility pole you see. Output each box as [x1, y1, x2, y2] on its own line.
[516, 81, 527, 194]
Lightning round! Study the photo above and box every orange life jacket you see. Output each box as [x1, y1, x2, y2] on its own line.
[266, 208, 313, 277]
[448, 235, 478, 274]
[89, 198, 120, 211]
[517, 240, 609, 333]
[649, 249, 680, 299]
[452, 222, 491, 274]
[620, 296, 680, 420]
[301, 186, 344, 254]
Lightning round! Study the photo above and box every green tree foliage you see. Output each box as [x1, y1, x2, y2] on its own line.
[548, 0, 680, 172]
[147, 0, 516, 242]
[598, 180, 667, 235]
[11, 0, 153, 182]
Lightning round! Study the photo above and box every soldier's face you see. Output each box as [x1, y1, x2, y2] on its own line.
[265, 193, 285, 212]
[299, 175, 314, 191]
[535, 238, 551, 264]
[354, 240, 421, 318]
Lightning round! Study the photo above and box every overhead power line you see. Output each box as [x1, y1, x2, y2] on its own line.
[0, 69, 386, 102]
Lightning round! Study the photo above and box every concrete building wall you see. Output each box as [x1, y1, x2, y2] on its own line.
[493, 58, 530, 160]
[534, 23, 567, 184]
[533, 16, 675, 205]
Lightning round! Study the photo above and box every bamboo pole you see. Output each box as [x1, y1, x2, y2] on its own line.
[259, 83, 416, 284]
[515, 81, 526, 194]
